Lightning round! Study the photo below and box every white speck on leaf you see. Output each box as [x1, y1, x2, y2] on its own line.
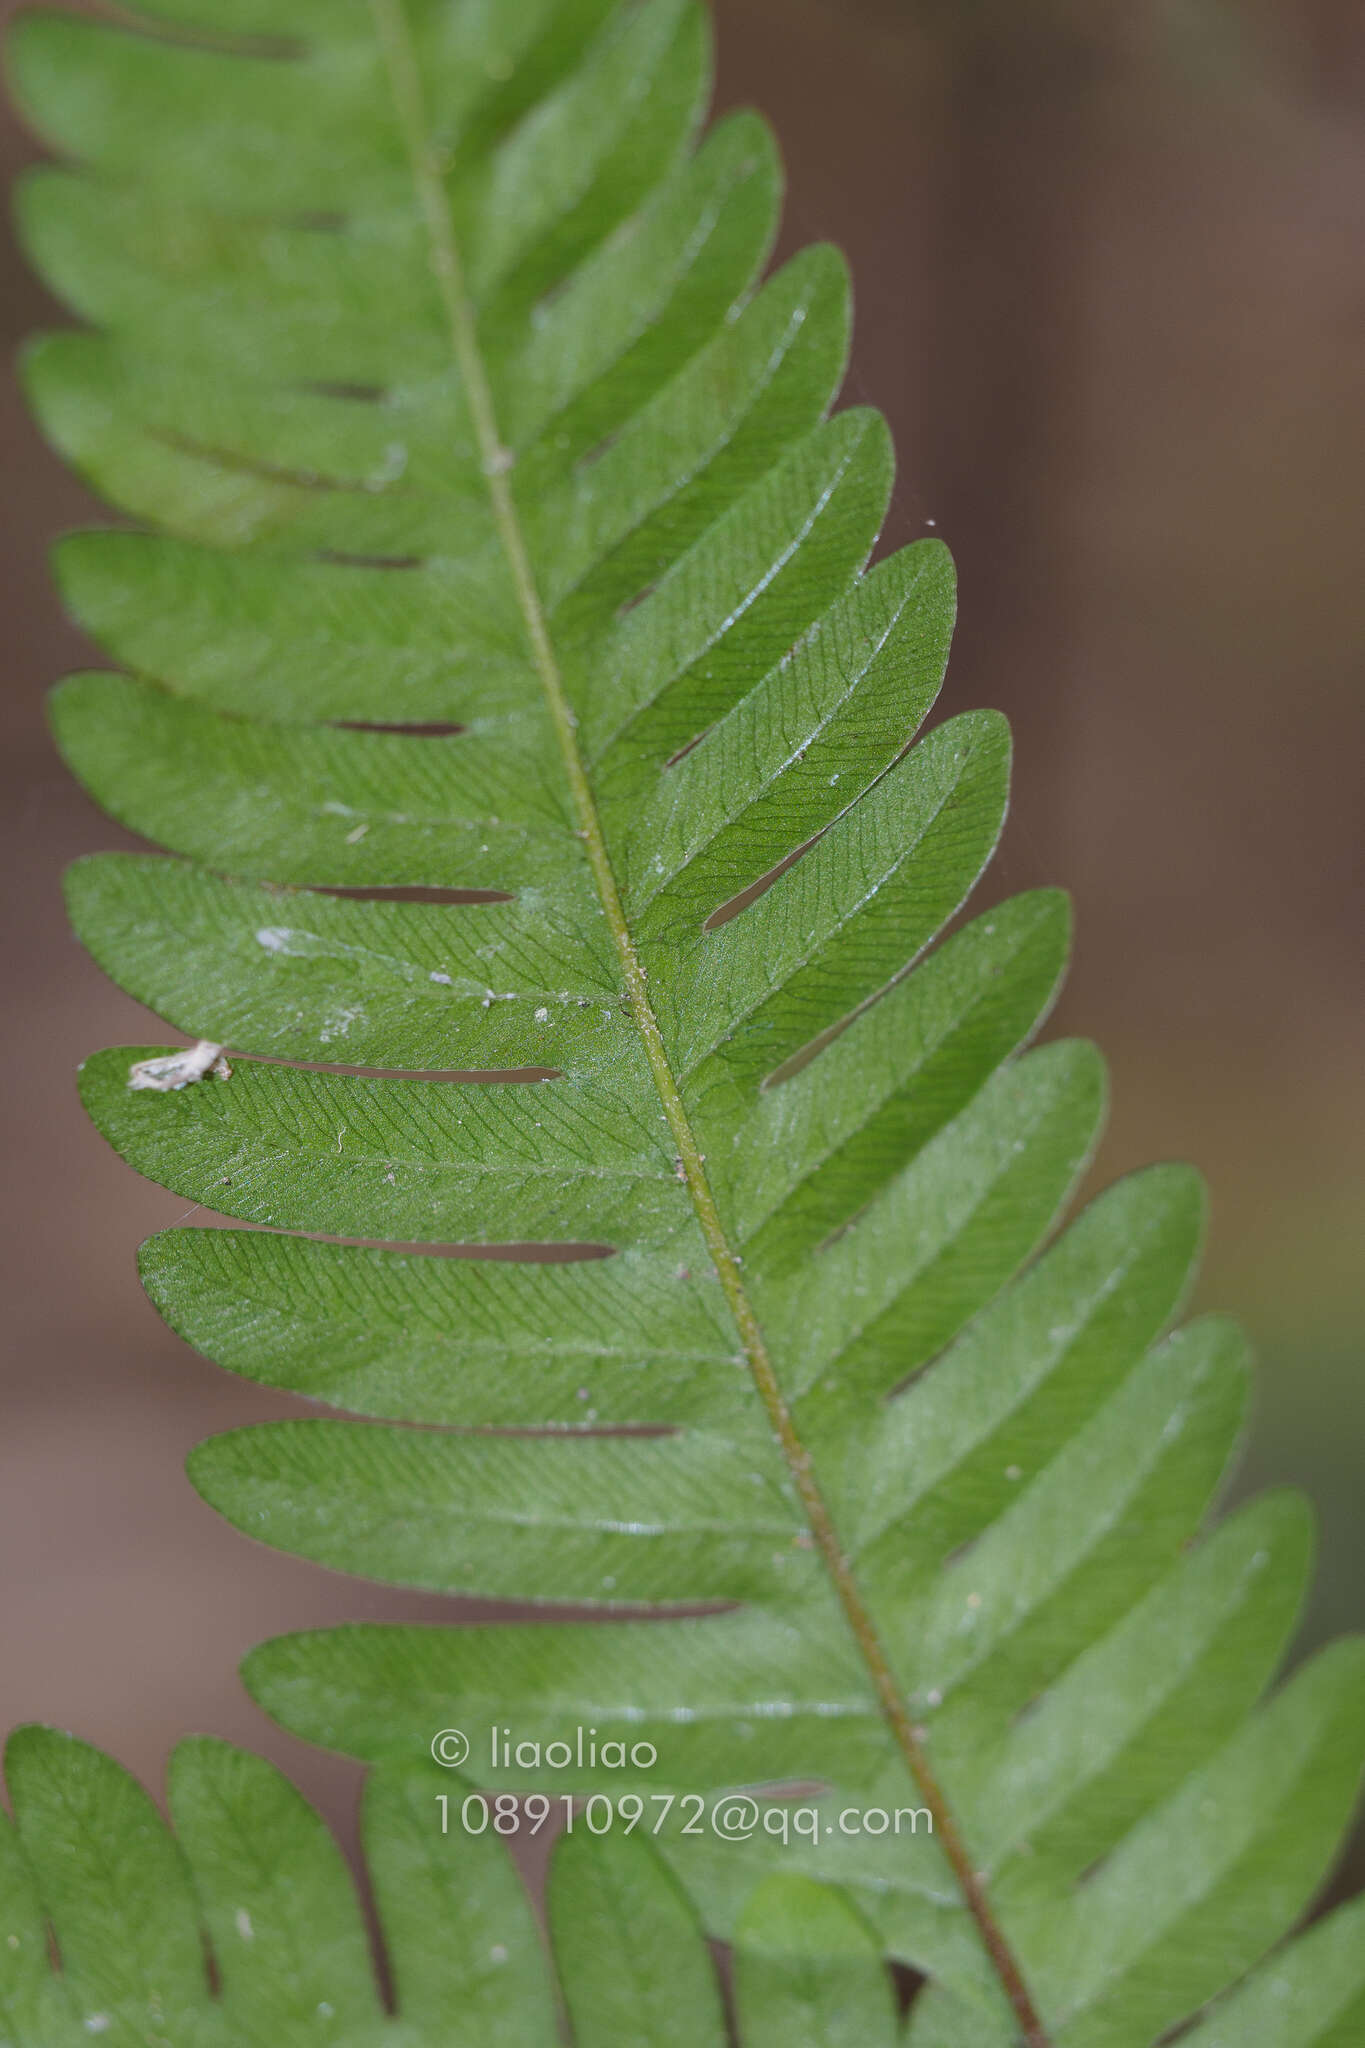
[534, 1006, 549, 1022]
[318, 1008, 361, 1043]
[345, 822, 369, 843]
[128, 1041, 231, 1092]
[255, 925, 296, 954]
[367, 440, 408, 487]
[235, 1909, 253, 1940]
[430, 971, 453, 985]
[84, 2019, 111, 2036]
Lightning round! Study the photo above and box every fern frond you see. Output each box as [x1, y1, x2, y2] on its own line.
[0, 1728, 897, 2045]
[10, 2, 1363, 2041]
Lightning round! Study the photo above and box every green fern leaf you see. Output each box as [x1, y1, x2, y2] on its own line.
[10, 1, 1363, 2041]
[0, 1727, 893, 2045]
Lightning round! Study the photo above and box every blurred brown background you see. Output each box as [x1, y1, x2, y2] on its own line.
[2, 0, 1362, 1883]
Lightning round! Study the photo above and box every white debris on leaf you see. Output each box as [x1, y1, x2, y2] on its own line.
[367, 440, 408, 488]
[127, 1041, 232, 1092]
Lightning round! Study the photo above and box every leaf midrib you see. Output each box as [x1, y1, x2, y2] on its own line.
[369, 4, 1051, 2038]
